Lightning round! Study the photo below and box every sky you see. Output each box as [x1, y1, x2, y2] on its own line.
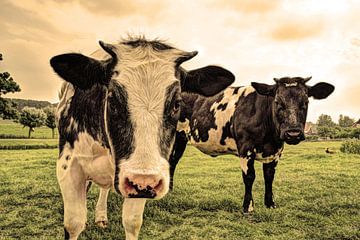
[0, 0, 359, 122]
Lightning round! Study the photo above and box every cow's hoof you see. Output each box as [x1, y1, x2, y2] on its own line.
[95, 210, 108, 228]
[265, 201, 277, 209]
[242, 210, 253, 216]
[243, 200, 254, 215]
[96, 220, 108, 228]
[266, 204, 277, 209]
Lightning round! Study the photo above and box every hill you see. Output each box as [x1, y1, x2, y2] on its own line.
[5, 98, 57, 110]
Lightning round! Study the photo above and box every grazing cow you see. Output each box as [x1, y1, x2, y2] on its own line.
[170, 77, 334, 213]
[50, 37, 235, 240]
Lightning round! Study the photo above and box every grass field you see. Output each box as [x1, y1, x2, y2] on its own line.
[0, 119, 58, 139]
[0, 142, 359, 240]
[0, 139, 58, 149]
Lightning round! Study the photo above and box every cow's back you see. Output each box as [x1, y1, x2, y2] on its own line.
[181, 86, 256, 156]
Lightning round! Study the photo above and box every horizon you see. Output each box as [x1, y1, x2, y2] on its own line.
[0, 0, 359, 122]
[3, 96, 358, 124]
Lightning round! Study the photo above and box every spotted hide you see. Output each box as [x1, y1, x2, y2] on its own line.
[170, 77, 334, 213]
[51, 37, 235, 240]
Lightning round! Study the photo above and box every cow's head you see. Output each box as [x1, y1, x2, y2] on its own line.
[50, 37, 234, 199]
[251, 77, 334, 145]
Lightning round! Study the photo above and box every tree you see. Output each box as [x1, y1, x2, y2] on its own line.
[317, 114, 336, 127]
[338, 114, 355, 128]
[0, 53, 21, 119]
[317, 126, 337, 139]
[351, 128, 360, 139]
[44, 106, 57, 138]
[18, 107, 46, 138]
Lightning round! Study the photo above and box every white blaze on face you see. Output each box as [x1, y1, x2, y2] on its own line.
[285, 82, 298, 87]
[108, 43, 183, 198]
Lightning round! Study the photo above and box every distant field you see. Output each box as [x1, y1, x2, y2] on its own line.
[0, 142, 359, 240]
[0, 119, 58, 139]
[0, 139, 58, 149]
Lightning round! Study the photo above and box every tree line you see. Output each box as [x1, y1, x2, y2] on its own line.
[0, 53, 56, 138]
[315, 114, 360, 139]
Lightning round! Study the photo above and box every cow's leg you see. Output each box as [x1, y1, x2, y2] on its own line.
[57, 156, 87, 240]
[86, 181, 92, 193]
[95, 187, 110, 228]
[122, 198, 147, 240]
[169, 131, 188, 190]
[240, 157, 256, 214]
[263, 160, 278, 208]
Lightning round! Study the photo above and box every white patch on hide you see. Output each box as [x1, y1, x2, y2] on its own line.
[176, 119, 190, 134]
[60, 132, 114, 188]
[240, 157, 248, 174]
[56, 82, 75, 123]
[66, 117, 79, 133]
[190, 86, 255, 156]
[254, 147, 283, 163]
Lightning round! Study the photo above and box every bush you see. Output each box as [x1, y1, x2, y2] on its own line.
[0, 134, 29, 139]
[0, 144, 57, 150]
[305, 135, 319, 141]
[340, 141, 360, 154]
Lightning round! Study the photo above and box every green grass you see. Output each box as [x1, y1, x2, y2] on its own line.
[0, 119, 58, 139]
[1, 142, 359, 240]
[0, 139, 58, 149]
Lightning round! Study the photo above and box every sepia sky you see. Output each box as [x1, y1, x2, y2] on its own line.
[0, 0, 359, 122]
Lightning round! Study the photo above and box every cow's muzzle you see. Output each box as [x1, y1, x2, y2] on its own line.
[122, 174, 164, 198]
[283, 129, 305, 145]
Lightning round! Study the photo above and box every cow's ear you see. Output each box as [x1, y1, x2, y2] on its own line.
[308, 82, 334, 99]
[50, 53, 106, 90]
[251, 82, 276, 96]
[180, 65, 235, 96]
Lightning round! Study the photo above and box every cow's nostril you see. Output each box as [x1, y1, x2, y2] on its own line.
[122, 174, 165, 198]
[154, 180, 163, 191]
[124, 178, 135, 192]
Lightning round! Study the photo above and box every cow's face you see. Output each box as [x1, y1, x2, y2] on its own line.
[50, 38, 235, 199]
[252, 77, 334, 145]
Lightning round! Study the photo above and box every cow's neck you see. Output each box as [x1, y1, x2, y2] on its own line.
[180, 92, 199, 120]
[261, 95, 284, 150]
[59, 83, 109, 151]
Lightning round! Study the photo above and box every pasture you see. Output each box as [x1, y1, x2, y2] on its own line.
[0, 141, 359, 239]
[0, 119, 58, 139]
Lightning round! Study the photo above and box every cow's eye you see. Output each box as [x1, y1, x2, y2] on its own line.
[173, 100, 181, 112]
[276, 101, 285, 111]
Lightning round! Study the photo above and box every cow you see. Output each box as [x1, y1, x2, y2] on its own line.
[169, 77, 334, 213]
[50, 37, 235, 240]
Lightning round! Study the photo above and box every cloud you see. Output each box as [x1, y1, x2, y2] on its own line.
[66, 0, 168, 20]
[270, 20, 324, 41]
[215, 0, 280, 14]
[351, 38, 360, 47]
[0, 1, 67, 38]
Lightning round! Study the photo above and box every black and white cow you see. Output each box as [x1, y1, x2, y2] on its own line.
[50, 37, 235, 240]
[170, 77, 334, 213]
